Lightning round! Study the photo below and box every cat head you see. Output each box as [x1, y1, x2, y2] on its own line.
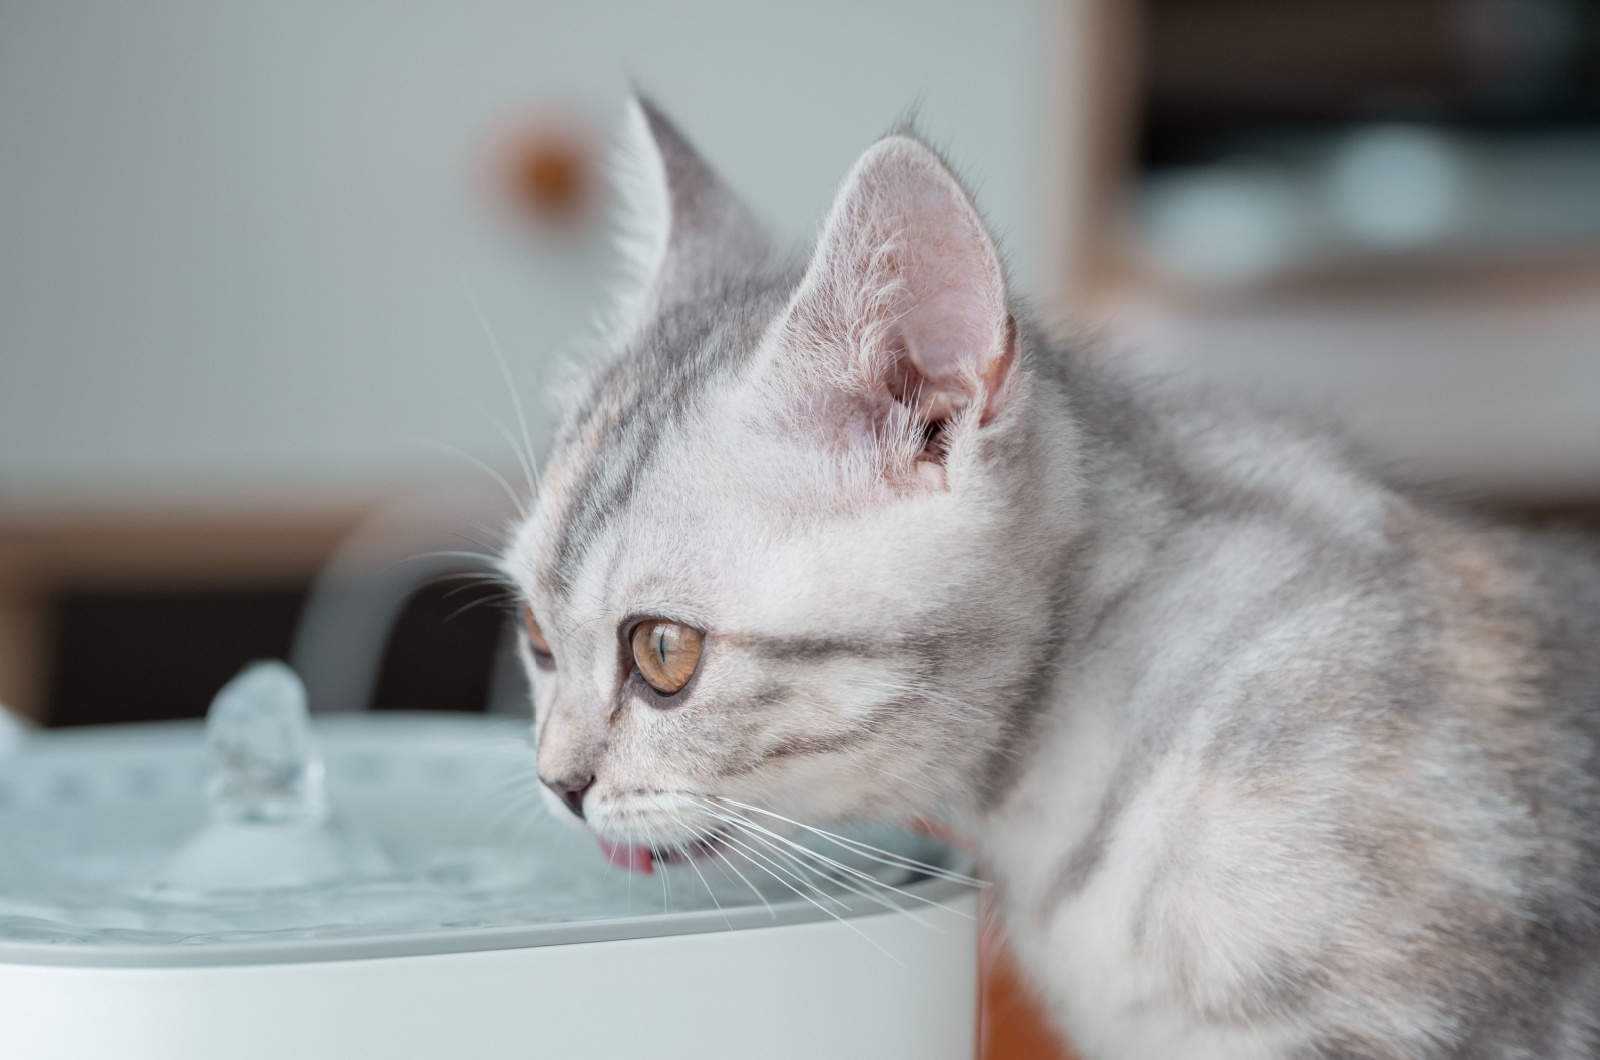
[499, 96, 1076, 864]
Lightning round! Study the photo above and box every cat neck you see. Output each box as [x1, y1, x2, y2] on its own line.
[956, 338, 1397, 870]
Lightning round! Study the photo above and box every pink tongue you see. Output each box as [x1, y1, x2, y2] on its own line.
[596, 837, 655, 875]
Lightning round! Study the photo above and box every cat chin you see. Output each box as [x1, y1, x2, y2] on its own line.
[582, 788, 726, 850]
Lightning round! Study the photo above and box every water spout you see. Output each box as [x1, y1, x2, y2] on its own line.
[152, 661, 390, 893]
[205, 661, 327, 825]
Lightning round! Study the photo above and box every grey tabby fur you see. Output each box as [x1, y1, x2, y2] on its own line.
[499, 97, 1600, 1058]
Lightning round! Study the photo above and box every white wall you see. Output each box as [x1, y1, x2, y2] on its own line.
[0, 0, 1053, 508]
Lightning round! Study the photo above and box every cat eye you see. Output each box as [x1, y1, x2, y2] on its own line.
[629, 619, 704, 697]
[521, 603, 554, 667]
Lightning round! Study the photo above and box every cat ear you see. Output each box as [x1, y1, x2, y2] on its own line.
[611, 93, 769, 313]
[775, 134, 1015, 435]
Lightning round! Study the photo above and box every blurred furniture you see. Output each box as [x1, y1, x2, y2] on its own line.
[1058, 0, 1600, 506]
[0, 506, 358, 722]
[0, 491, 518, 726]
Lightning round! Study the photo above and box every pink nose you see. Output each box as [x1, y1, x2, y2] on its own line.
[542, 773, 594, 819]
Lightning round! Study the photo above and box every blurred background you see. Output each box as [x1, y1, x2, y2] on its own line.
[0, 0, 1596, 733]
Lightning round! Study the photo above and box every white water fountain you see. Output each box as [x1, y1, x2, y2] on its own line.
[0, 659, 978, 1060]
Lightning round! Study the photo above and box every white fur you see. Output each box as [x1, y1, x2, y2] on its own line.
[500, 98, 1600, 1058]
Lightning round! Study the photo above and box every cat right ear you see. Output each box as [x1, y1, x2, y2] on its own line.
[610, 93, 769, 318]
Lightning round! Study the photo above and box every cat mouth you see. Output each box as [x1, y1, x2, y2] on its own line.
[595, 831, 726, 876]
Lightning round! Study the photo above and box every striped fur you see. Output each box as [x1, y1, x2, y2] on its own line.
[500, 97, 1600, 1057]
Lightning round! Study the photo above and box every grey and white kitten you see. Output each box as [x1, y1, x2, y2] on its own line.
[499, 97, 1600, 1058]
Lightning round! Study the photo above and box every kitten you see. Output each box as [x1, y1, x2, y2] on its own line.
[499, 96, 1600, 1058]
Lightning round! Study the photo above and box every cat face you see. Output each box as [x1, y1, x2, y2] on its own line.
[500, 98, 1068, 865]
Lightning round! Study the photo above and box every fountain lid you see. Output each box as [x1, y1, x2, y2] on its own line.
[0, 669, 972, 969]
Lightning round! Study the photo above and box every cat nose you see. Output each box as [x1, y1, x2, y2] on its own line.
[541, 773, 594, 820]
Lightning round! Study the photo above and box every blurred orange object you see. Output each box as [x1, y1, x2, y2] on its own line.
[499, 120, 595, 225]
[912, 819, 1076, 1059]
[978, 893, 1078, 1060]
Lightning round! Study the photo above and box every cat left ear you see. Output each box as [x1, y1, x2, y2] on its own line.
[775, 134, 1015, 435]
[611, 93, 769, 313]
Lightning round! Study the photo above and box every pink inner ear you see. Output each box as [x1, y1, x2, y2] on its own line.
[889, 298, 1015, 430]
[897, 288, 990, 384]
[777, 135, 1016, 443]
[870, 152, 1011, 425]
[885, 247, 1010, 426]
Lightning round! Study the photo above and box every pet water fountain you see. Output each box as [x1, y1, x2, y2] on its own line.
[0, 661, 978, 1060]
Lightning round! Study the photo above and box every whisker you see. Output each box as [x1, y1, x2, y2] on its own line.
[663, 806, 733, 931]
[484, 769, 542, 800]
[412, 437, 527, 520]
[460, 275, 543, 499]
[426, 568, 506, 586]
[657, 823, 676, 913]
[484, 760, 543, 792]
[380, 550, 504, 583]
[482, 781, 549, 844]
[442, 591, 516, 624]
[490, 417, 540, 505]
[705, 808, 973, 921]
[640, 818, 670, 914]
[712, 797, 985, 888]
[715, 830, 851, 913]
[776, 851, 941, 930]
[439, 575, 513, 600]
[702, 806, 940, 931]
[717, 834, 904, 966]
[394, 548, 499, 565]
[700, 836, 776, 920]
[626, 835, 634, 913]
[850, 757, 946, 804]
[449, 528, 507, 557]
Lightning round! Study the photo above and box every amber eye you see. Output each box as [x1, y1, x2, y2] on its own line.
[522, 602, 554, 665]
[630, 620, 704, 696]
